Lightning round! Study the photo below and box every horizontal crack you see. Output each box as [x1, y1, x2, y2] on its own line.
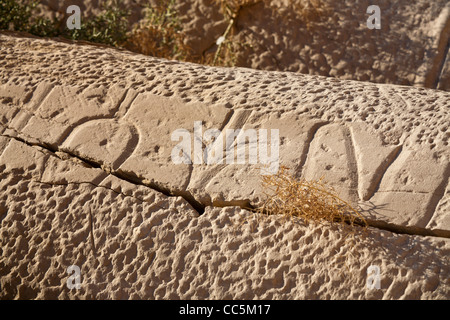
[365, 219, 450, 239]
[1, 132, 204, 214]
[244, 204, 450, 239]
[112, 168, 205, 214]
[1, 132, 449, 239]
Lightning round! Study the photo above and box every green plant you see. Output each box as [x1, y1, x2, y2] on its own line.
[28, 15, 60, 37]
[0, 0, 34, 31]
[67, 0, 129, 47]
[0, 0, 129, 45]
[125, 0, 194, 61]
[0, 0, 59, 36]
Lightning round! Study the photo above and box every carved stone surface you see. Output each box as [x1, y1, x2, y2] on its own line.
[0, 33, 448, 299]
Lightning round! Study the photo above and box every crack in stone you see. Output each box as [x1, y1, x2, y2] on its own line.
[1, 131, 205, 214]
[365, 219, 450, 239]
[1, 132, 449, 239]
[31, 179, 165, 210]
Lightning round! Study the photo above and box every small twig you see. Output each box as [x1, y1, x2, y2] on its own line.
[213, 17, 235, 66]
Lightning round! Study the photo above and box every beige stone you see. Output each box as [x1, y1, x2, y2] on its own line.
[0, 33, 448, 300]
[37, 0, 450, 90]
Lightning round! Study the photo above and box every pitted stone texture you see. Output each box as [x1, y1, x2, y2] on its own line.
[0, 34, 449, 234]
[429, 183, 450, 232]
[302, 123, 358, 203]
[33, 0, 450, 90]
[348, 122, 401, 202]
[0, 136, 199, 299]
[119, 93, 232, 192]
[61, 119, 139, 171]
[0, 138, 448, 299]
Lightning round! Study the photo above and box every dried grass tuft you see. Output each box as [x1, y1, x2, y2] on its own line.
[255, 166, 367, 230]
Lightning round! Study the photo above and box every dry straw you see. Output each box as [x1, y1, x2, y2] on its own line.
[255, 166, 368, 231]
[229, 166, 369, 272]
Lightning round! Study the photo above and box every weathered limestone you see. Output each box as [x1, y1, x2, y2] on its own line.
[348, 122, 401, 202]
[1, 76, 447, 234]
[37, 0, 450, 90]
[0, 34, 448, 299]
[0, 134, 448, 299]
[119, 93, 231, 192]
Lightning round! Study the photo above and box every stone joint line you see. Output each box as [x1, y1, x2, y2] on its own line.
[1, 132, 449, 240]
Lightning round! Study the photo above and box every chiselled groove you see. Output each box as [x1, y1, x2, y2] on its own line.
[298, 121, 329, 178]
[184, 164, 194, 192]
[57, 89, 138, 147]
[114, 167, 205, 214]
[223, 109, 253, 132]
[0, 108, 21, 129]
[2, 84, 133, 148]
[2, 94, 128, 150]
[423, 163, 450, 227]
[436, 43, 449, 89]
[113, 123, 140, 170]
[26, 82, 54, 113]
[1, 100, 62, 137]
[8, 109, 32, 132]
[376, 190, 430, 194]
[57, 116, 116, 146]
[217, 108, 234, 133]
[115, 88, 139, 119]
[0, 128, 59, 154]
[365, 144, 403, 201]
[342, 124, 359, 202]
[59, 118, 141, 171]
[148, 251, 156, 268]
[2, 128, 450, 239]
